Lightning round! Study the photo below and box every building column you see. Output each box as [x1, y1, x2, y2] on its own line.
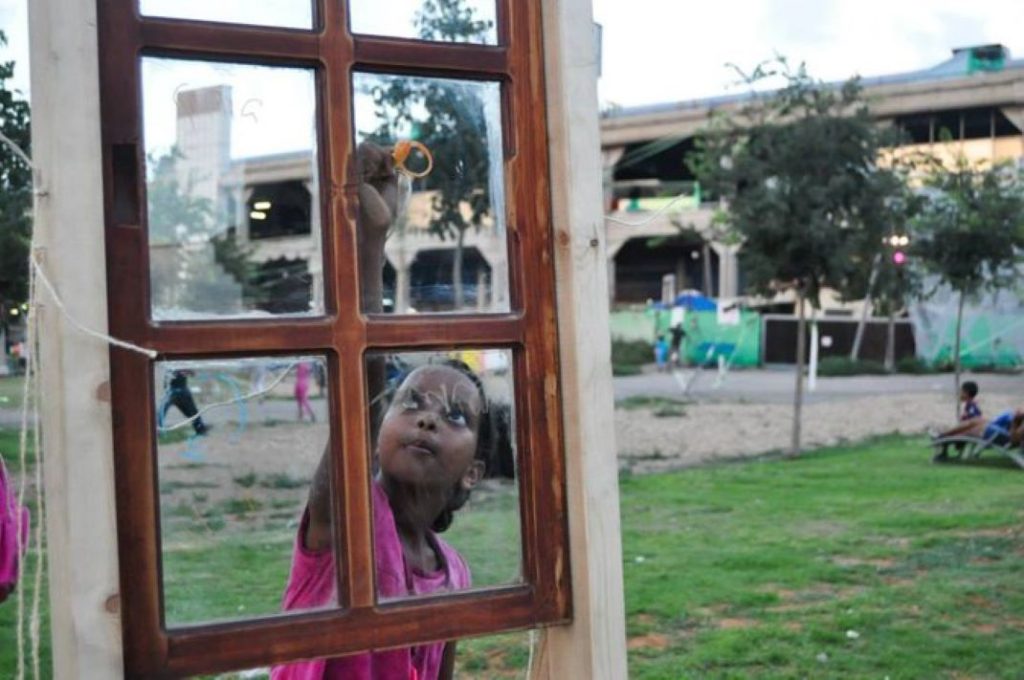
[304, 179, 324, 314]
[601, 147, 624, 212]
[711, 242, 741, 299]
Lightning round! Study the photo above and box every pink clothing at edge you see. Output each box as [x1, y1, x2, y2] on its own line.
[271, 482, 471, 680]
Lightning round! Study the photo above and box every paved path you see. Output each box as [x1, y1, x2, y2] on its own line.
[614, 368, 1024, 405]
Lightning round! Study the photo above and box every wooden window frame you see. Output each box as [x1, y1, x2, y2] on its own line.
[94, 0, 571, 676]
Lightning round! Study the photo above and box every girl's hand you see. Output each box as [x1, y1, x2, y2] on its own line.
[356, 141, 400, 246]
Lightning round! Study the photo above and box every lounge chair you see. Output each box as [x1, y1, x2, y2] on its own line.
[930, 425, 1024, 470]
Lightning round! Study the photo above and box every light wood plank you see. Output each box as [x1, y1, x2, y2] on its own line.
[533, 1, 629, 678]
[29, 0, 125, 677]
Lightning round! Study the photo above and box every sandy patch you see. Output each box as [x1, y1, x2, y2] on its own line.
[616, 391, 1019, 472]
[627, 633, 671, 650]
[716, 617, 758, 630]
[832, 556, 897, 569]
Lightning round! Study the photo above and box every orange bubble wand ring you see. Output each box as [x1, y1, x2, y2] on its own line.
[392, 140, 434, 179]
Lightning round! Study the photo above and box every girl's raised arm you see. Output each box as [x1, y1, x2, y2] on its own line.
[304, 142, 398, 551]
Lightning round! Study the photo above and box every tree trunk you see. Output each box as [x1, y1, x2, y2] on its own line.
[702, 243, 713, 297]
[884, 307, 896, 373]
[953, 290, 965, 421]
[791, 289, 807, 457]
[453, 228, 466, 309]
[850, 253, 881, 361]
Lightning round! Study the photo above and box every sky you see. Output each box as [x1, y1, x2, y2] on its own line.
[2, 0, 1023, 139]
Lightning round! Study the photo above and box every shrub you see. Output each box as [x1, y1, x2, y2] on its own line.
[895, 357, 937, 374]
[611, 338, 653, 368]
[816, 356, 887, 376]
[612, 363, 643, 376]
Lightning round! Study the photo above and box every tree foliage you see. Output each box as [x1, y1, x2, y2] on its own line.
[911, 155, 1024, 298]
[147, 149, 263, 314]
[365, 0, 494, 307]
[910, 153, 1024, 410]
[693, 59, 902, 308]
[0, 30, 31, 323]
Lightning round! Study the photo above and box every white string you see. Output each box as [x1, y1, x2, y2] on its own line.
[158, 361, 297, 433]
[604, 192, 695, 227]
[1, 124, 60, 679]
[12, 202, 42, 680]
[28, 286, 45, 680]
[525, 629, 537, 679]
[30, 257, 157, 359]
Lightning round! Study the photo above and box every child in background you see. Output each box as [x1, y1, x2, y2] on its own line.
[959, 381, 982, 421]
[654, 335, 669, 372]
[934, 381, 984, 442]
[293, 362, 316, 423]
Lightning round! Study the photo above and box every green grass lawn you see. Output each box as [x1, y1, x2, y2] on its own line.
[618, 436, 1024, 679]
[0, 375, 25, 411]
[2, 435, 1023, 678]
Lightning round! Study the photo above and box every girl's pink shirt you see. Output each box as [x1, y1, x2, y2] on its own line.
[271, 482, 471, 680]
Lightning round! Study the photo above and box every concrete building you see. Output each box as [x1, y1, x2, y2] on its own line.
[160, 45, 1024, 320]
[158, 84, 508, 318]
[600, 44, 1024, 312]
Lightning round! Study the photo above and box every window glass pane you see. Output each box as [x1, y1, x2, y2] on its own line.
[156, 356, 334, 627]
[349, 0, 497, 45]
[365, 349, 522, 602]
[142, 58, 324, 321]
[139, 0, 313, 30]
[353, 74, 510, 315]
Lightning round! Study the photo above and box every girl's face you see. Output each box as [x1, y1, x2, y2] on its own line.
[377, 365, 484, 492]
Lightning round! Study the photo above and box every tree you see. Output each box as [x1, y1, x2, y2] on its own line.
[147, 148, 263, 316]
[911, 154, 1024, 418]
[0, 30, 32, 343]
[367, 0, 494, 309]
[693, 59, 897, 455]
[848, 156, 926, 370]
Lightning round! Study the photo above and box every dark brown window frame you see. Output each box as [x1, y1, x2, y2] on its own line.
[95, 0, 572, 676]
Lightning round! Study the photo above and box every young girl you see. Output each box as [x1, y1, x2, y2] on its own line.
[271, 358, 492, 679]
[272, 142, 491, 679]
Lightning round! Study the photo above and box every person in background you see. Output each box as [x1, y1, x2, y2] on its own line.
[160, 370, 209, 436]
[669, 323, 686, 369]
[654, 335, 669, 372]
[294, 362, 316, 423]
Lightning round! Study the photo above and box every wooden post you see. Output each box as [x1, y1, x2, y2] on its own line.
[953, 291, 966, 421]
[850, 252, 880, 361]
[532, 0, 628, 677]
[29, 0, 124, 677]
[791, 289, 807, 457]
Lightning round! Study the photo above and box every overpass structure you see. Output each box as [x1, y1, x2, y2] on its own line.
[600, 44, 1024, 311]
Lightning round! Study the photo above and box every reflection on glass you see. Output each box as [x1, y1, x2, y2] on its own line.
[366, 349, 521, 602]
[142, 58, 323, 321]
[353, 73, 509, 314]
[349, 0, 497, 45]
[155, 356, 331, 627]
[139, 0, 314, 30]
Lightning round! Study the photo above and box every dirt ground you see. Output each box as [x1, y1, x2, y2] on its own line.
[616, 390, 1021, 473]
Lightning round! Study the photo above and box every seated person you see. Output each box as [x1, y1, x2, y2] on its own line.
[934, 381, 984, 441]
[934, 405, 1024, 460]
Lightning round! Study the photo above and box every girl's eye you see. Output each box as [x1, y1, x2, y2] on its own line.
[401, 392, 422, 411]
[446, 409, 467, 427]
